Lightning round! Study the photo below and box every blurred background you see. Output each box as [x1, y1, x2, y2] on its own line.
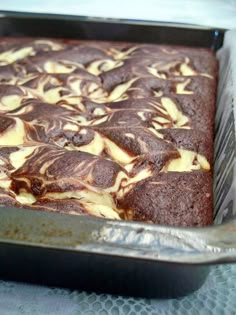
[0, 0, 236, 29]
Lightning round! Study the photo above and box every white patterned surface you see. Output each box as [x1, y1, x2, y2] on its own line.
[0, 1, 236, 314]
[0, 265, 235, 315]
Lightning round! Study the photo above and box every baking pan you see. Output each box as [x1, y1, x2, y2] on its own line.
[0, 11, 235, 298]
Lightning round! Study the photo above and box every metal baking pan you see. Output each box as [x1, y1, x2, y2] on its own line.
[0, 11, 235, 298]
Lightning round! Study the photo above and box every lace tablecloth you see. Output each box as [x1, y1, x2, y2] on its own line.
[0, 1, 236, 314]
[0, 265, 235, 315]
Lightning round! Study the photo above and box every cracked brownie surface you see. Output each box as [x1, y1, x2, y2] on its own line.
[0, 38, 217, 226]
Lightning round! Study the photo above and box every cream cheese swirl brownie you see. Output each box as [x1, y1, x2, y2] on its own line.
[0, 38, 217, 226]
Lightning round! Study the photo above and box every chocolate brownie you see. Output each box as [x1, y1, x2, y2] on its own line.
[0, 38, 217, 226]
